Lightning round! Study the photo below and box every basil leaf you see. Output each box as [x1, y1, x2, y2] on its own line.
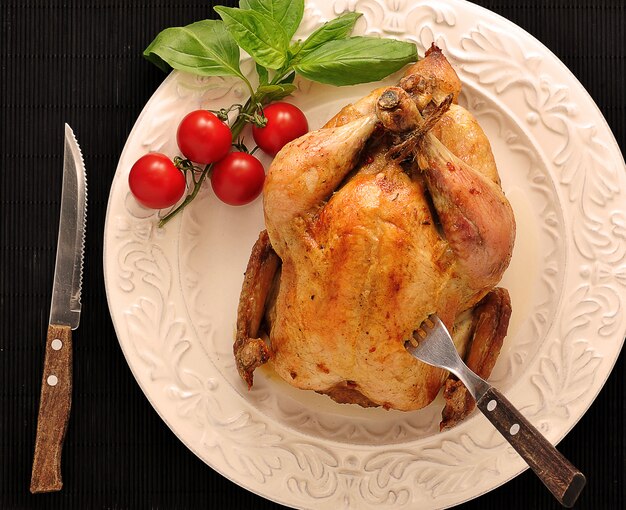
[280, 71, 296, 85]
[256, 63, 269, 85]
[288, 40, 303, 60]
[239, 0, 304, 39]
[298, 12, 361, 58]
[215, 6, 289, 69]
[256, 83, 297, 104]
[143, 20, 243, 78]
[293, 37, 417, 86]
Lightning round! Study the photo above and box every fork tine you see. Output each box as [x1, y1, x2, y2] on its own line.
[410, 314, 437, 346]
[407, 314, 458, 366]
[423, 315, 435, 329]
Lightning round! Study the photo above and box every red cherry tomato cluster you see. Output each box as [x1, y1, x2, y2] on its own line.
[128, 103, 308, 211]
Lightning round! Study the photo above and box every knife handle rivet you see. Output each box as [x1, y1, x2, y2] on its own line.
[487, 399, 497, 411]
[51, 339, 63, 351]
[46, 375, 59, 387]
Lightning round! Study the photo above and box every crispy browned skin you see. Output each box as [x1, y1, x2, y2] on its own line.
[441, 288, 512, 429]
[321, 381, 379, 408]
[399, 43, 462, 110]
[234, 230, 279, 388]
[234, 46, 515, 417]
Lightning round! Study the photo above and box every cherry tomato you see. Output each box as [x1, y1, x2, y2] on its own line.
[177, 110, 232, 164]
[128, 153, 186, 209]
[252, 102, 308, 156]
[210, 152, 265, 206]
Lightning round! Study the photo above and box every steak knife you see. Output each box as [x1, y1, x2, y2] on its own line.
[30, 124, 87, 493]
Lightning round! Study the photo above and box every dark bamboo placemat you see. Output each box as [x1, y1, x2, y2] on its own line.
[1, 1, 624, 509]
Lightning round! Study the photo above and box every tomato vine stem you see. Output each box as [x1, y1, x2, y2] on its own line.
[158, 163, 212, 228]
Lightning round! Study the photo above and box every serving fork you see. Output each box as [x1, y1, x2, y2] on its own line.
[405, 314, 586, 508]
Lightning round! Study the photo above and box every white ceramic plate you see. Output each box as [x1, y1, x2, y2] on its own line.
[104, 1, 626, 508]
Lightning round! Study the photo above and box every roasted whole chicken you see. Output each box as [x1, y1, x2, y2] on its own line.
[235, 46, 515, 429]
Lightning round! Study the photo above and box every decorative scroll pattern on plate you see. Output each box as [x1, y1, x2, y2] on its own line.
[104, 1, 626, 508]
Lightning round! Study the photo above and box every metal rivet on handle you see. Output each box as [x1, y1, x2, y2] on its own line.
[51, 339, 63, 350]
[510, 423, 520, 436]
[47, 375, 58, 387]
[487, 399, 497, 411]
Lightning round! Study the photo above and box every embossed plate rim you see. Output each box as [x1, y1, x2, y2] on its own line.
[104, 0, 626, 508]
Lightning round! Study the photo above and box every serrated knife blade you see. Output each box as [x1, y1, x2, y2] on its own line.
[49, 124, 87, 328]
[30, 124, 87, 493]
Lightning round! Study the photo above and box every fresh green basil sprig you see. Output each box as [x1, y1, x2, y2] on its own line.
[143, 0, 418, 225]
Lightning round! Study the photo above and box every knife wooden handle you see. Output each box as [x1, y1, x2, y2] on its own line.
[30, 324, 72, 493]
[477, 387, 585, 507]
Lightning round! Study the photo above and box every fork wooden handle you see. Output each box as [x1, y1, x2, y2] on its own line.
[30, 324, 73, 493]
[476, 387, 585, 507]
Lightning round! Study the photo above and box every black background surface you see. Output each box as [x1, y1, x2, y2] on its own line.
[1, 1, 624, 509]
